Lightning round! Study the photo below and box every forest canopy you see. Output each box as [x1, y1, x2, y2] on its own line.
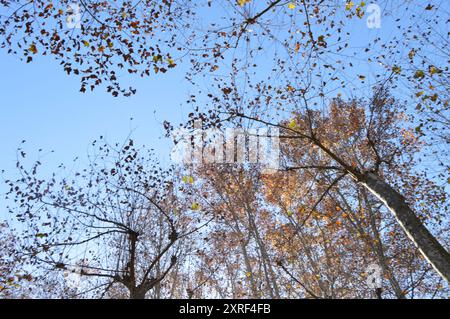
[0, 0, 448, 299]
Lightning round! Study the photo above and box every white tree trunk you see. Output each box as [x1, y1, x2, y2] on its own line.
[359, 172, 450, 283]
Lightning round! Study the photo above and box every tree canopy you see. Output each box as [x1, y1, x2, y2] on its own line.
[0, 0, 448, 299]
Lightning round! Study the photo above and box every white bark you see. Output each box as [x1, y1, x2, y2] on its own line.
[359, 172, 450, 283]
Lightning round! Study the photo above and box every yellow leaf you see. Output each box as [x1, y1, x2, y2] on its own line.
[287, 119, 297, 129]
[414, 70, 425, 79]
[191, 202, 201, 211]
[183, 175, 194, 184]
[355, 6, 364, 18]
[287, 211, 293, 217]
[429, 66, 438, 75]
[167, 58, 176, 67]
[286, 85, 295, 92]
[238, 0, 251, 6]
[345, 1, 355, 10]
[246, 271, 252, 277]
[82, 40, 90, 47]
[392, 65, 401, 74]
[153, 54, 162, 63]
[28, 43, 38, 54]
[287, 3, 296, 9]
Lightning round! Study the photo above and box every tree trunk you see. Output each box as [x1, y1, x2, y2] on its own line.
[359, 172, 450, 283]
[130, 289, 147, 299]
[362, 188, 406, 299]
[245, 205, 281, 298]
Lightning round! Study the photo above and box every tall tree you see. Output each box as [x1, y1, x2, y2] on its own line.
[222, 87, 450, 283]
[6, 138, 202, 298]
[1, 0, 448, 296]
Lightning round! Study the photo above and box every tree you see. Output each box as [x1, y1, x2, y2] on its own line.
[0, 221, 34, 298]
[185, 160, 447, 298]
[1, 0, 449, 296]
[0, 0, 185, 95]
[224, 86, 450, 283]
[193, 165, 281, 298]
[5, 138, 202, 298]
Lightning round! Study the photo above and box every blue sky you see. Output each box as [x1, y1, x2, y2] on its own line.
[0, 48, 193, 219]
[0, 2, 390, 221]
[0, 1, 444, 222]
